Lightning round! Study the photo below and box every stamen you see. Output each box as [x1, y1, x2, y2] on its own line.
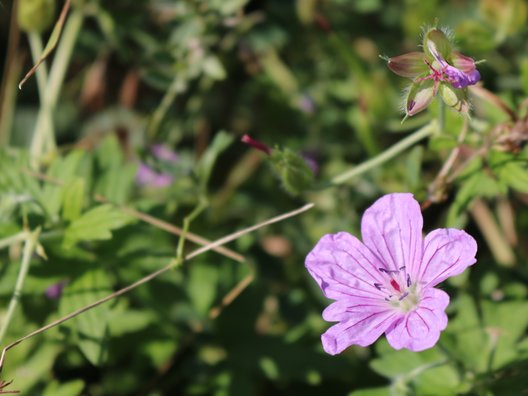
[373, 283, 383, 291]
[379, 268, 399, 275]
[398, 292, 409, 301]
[407, 274, 411, 287]
[399, 266, 406, 271]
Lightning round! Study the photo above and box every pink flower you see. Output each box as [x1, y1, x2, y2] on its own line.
[136, 163, 173, 188]
[305, 193, 477, 354]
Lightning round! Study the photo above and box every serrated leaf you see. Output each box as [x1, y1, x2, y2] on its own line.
[63, 204, 132, 249]
[95, 162, 137, 204]
[62, 178, 85, 221]
[41, 149, 85, 219]
[59, 268, 113, 366]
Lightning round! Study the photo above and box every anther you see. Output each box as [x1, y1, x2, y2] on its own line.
[399, 266, 406, 271]
[373, 283, 383, 291]
[398, 292, 409, 301]
[407, 274, 411, 287]
[379, 268, 399, 275]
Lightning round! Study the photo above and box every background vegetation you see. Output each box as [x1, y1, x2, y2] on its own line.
[1, 0, 528, 394]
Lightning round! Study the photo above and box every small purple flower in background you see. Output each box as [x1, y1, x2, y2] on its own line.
[385, 27, 481, 117]
[45, 280, 68, 300]
[151, 144, 179, 163]
[136, 163, 173, 188]
[305, 193, 477, 354]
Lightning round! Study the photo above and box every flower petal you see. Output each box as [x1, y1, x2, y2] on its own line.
[385, 288, 449, 351]
[322, 308, 398, 354]
[444, 65, 480, 89]
[305, 232, 386, 300]
[387, 52, 428, 78]
[361, 193, 423, 280]
[419, 228, 477, 287]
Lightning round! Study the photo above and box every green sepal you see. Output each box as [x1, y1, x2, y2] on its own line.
[269, 148, 314, 195]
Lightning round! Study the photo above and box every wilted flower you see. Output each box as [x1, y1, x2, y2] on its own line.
[45, 280, 68, 300]
[136, 163, 173, 188]
[385, 27, 481, 117]
[305, 193, 477, 353]
[151, 144, 179, 163]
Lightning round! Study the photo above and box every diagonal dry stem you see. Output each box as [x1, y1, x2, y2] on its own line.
[21, 169, 245, 262]
[0, 202, 314, 371]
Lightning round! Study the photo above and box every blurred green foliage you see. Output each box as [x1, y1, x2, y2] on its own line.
[1, 0, 528, 395]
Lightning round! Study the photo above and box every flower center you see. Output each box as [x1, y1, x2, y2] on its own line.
[373, 266, 420, 312]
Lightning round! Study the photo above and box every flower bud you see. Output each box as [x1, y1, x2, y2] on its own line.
[270, 148, 315, 196]
[18, 0, 56, 33]
[405, 80, 434, 116]
[423, 28, 453, 61]
[438, 84, 469, 113]
[387, 52, 427, 78]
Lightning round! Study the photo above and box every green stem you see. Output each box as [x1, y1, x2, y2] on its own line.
[0, 231, 37, 344]
[174, 199, 208, 268]
[330, 121, 438, 186]
[30, 10, 84, 166]
[0, 231, 27, 251]
[28, 33, 55, 164]
[148, 75, 187, 139]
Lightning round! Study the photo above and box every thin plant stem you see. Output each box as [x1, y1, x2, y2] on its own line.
[330, 121, 437, 186]
[175, 198, 208, 266]
[30, 10, 84, 166]
[28, 33, 55, 161]
[0, 230, 38, 344]
[148, 75, 186, 138]
[0, 0, 22, 147]
[0, 232, 27, 251]
[0, 202, 314, 371]
[470, 198, 515, 267]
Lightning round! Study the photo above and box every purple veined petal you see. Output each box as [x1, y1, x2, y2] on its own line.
[419, 228, 477, 287]
[361, 193, 423, 280]
[305, 232, 387, 301]
[322, 308, 399, 354]
[322, 296, 390, 322]
[387, 52, 429, 78]
[444, 65, 480, 89]
[385, 288, 449, 351]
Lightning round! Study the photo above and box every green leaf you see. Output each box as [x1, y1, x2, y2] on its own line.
[196, 131, 234, 191]
[187, 261, 219, 315]
[349, 387, 390, 396]
[42, 380, 85, 396]
[62, 178, 85, 221]
[481, 300, 528, 370]
[41, 149, 85, 219]
[202, 55, 227, 80]
[63, 204, 132, 249]
[59, 268, 113, 366]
